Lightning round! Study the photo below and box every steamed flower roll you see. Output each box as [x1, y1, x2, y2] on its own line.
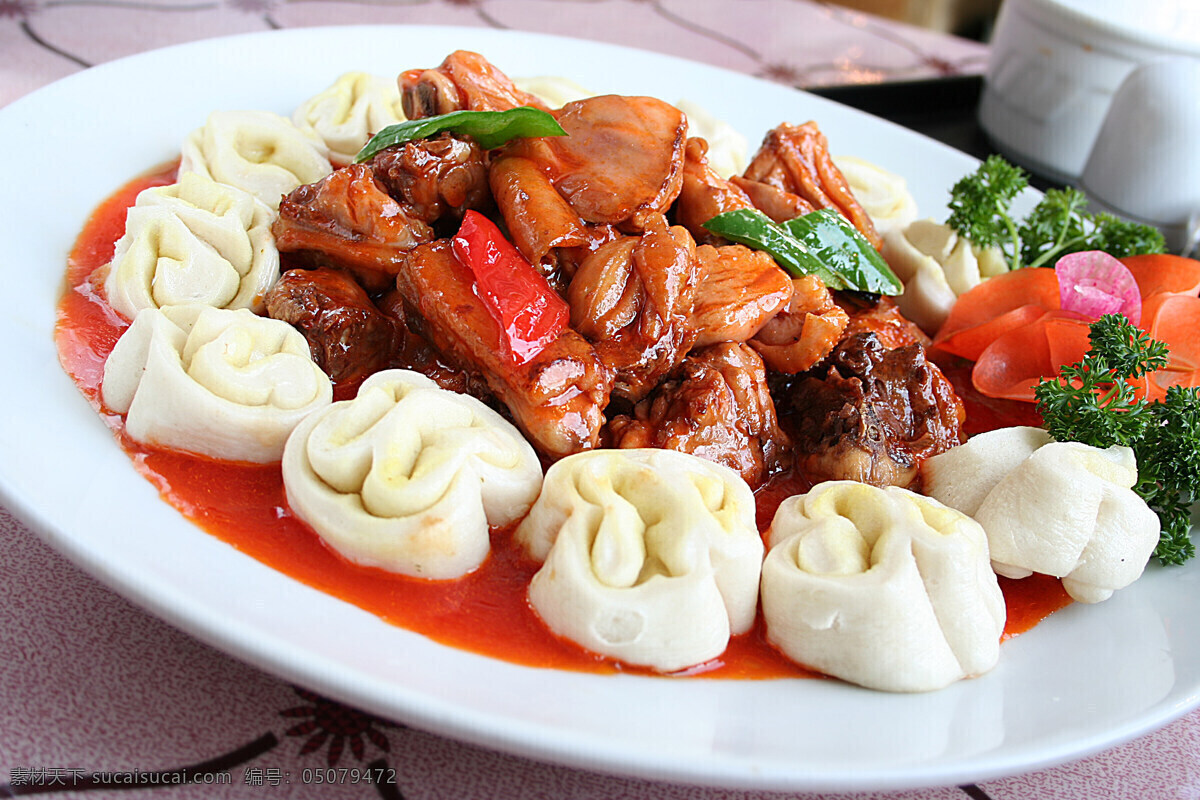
[515, 449, 762, 672]
[293, 72, 407, 167]
[101, 304, 332, 463]
[761, 481, 1005, 692]
[282, 369, 542, 580]
[924, 426, 1160, 603]
[180, 110, 332, 208]
[104, 171, 279, 320]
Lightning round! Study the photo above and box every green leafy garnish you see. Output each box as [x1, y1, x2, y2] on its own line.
[1135, 388, 1200, 565]
[1035, 315, 1167, 446]
[946, 155, 1166, 271]
[783, 209, 904, 295]
[1019, 189, 1169, 268]
[1034, 314, 1197, 564]
[946, 154, 1028, 257]
[354, 107, 567, 163]
[702, 208, 848, 289]
[701, 208, 902, 295]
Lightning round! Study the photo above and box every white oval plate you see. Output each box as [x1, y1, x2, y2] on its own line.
[0, 25, 1196, 794]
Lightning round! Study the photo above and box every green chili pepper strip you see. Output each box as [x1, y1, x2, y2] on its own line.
[702, 208, 902, 295]
[355, 107, 567, 163]
[701, 208, 847, 290]
[782, 208, 902, 295]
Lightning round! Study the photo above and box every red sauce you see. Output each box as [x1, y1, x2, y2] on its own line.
[933, 351, 1046, 438]
[54, 170, 1071, 680]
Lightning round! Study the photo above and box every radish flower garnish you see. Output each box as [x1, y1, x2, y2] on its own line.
[1056, 250, 1142, 325]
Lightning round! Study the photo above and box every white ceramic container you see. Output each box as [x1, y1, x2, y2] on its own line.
[979, 0, 1200, 183]
[1080, 56, 1200, 252]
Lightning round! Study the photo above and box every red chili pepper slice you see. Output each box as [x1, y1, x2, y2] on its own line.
[451, 209, 570, 366]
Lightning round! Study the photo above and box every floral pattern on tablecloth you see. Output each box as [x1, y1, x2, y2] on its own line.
[0, 0, 990, 109]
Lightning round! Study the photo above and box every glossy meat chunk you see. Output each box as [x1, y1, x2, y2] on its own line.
[607, 343, 789, 487]
[395, 240, 613, 458]
[488, 153, 592, 271]
[840, 294, 931, 349]
[674, 137, 755, 245]
[750, 274, 849, 373]
[567, 215, 699, 402]
[264, 267, 401, 393]
[272, 164, 433, 291]
[368, 133, 490, 224]
[691, 244, 793, 347]
[775, 332, 966, 488]
[729, 175, 815, 223]
[741, 121, 883, 250]
[399, 50, 549, 118]
[506, 94, 687, 231]
[374, 289, 496, 403]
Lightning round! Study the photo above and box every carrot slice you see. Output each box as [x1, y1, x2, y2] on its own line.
[1142, 293, 1200, 371]
[1148, 368, 1200, 401]
[1122, 254, 1200, 299]
[938, 254, 1200, 405]
[1042, 313, 1094, 369]
[971, 333, 1051, 401]
[933, 268, 1060, 359]
[934, 304, 1050, 361]
[971, 312, 1091, 402]
[1138, 293, 1200, 401]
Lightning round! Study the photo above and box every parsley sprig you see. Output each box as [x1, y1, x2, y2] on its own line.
[1034, 314, 1198, 564]
[946, 155, 1166, 271]
[946, 155, 1027, 258]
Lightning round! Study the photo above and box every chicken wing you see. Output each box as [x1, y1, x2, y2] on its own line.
[395, 240, 613, 459]
[399, 50, 550, 118]
[567, 214, 698, 402]
[607, 342, 789, 487]
[740, 121, 882, 250]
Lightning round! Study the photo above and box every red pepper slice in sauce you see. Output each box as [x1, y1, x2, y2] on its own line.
[451, 209, 570, 366]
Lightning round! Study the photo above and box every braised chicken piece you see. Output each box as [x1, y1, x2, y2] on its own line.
[750, 274, 850, 373]
[607, 343, 790, 487]
[395, 239, 613, 459]
[729, 175, 816, 224]
[274, 135, 491, 291]
[739, 121, 883, 250]
[839, 293, 931, 349]
[674, 137, 755, 245]
[567, 214, 699, 402]
[375, 289, 496, 403]
[774, 332, 966, 488]
[272, 164, 434, 292]
[264, 267, 403, 395]
[691, 244, 793, 347]
[399, 50, 550, 118]
[488, 153, 602, 275]
[503, 94, 687, 232]
[368, 133, 491, 225]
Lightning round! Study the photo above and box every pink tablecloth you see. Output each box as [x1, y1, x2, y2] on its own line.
[1, 2, 1196, 798]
